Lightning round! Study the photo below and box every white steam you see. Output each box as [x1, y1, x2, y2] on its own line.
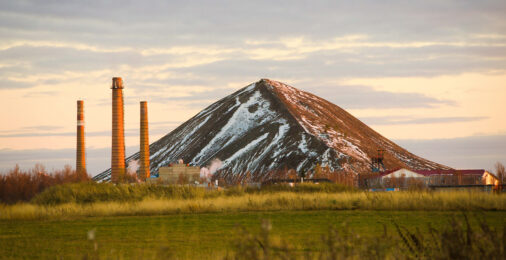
[200, 158, 222, 182]
[127, 160, 140, 175]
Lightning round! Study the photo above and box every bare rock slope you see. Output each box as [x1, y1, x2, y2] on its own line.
[94, 79, 449, 182]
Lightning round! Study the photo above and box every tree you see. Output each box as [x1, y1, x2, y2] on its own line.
[287, 169, 297, 180]
[495, 162, 504, 184]
[314, 163, 322, 178]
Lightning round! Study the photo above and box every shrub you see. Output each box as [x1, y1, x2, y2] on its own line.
[30, 182, 357, 205]
[30, 182, 217, 205]
[250, 182, 356, 193]
[0, 164, 90, 204]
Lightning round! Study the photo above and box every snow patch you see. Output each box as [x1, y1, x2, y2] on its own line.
[223, 132, 269, 166]
[192, 89, 277, 163]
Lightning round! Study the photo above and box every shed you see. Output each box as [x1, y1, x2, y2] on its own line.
[482, 171, 500, 185]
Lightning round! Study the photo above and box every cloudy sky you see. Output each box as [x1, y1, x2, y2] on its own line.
[0, 0, 505, 175]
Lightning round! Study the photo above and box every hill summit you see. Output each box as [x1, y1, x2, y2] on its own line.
[94, 79, 449, 182]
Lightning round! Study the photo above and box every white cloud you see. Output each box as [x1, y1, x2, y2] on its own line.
[0, 0, 506, 170]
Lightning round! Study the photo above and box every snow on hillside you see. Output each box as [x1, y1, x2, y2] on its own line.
[93, 79, 449, 182]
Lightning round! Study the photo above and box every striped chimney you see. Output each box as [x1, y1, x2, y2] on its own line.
[139, 101, 150, 180]
[111, 77, 126, 183]
[76, 100, 86, 174]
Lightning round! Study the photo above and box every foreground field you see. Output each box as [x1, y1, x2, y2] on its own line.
[1, 185, 504, 259]
[1, 210, 504, 259]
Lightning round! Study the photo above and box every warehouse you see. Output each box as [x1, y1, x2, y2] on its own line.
[147, 159, 200, 184]
[366, 168, 489, 190]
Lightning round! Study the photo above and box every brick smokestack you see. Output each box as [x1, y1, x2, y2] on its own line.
[139, 101, 150, 180]
[111, 77, 126, 182]
[76, 100, 86, 174]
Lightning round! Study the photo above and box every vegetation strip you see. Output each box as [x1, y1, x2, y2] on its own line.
[2, 190, 504, 220]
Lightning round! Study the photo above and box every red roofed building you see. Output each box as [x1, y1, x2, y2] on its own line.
[365, 168, 489, 189]
[412, 169, 485, 186]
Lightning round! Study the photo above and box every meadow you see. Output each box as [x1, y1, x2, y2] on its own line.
[0, 180, 505, 259]
[1, 210, 504, 259]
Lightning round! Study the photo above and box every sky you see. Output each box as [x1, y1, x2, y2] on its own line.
[0, 0, 505, 176]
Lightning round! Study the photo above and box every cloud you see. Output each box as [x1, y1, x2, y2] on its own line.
[395, 134, 506, 171]
[2, 134, 505, 176]
[302, 84, 453, 109]
[0, 145, 142, 176]
[148, 88, 235, 102]
[23, 91, 58, 98]
[0, 78, 33, 89]
[0, 0, 505, 153]
[0, 125, 63, 133]
[359, 116, 488, 125]
[1, 0, 505, 46]
[0, 8, 504, 98]
[0, 124, 179, 138]
[0, 147, 106, 176]
[149, 120, 183, 126]
[115, 77, 452, 110]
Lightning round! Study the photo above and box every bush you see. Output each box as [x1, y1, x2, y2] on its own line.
[30, 182, 357, 205]
[31, 183, 212, 205]
[249, 182, 356, 193]
[0, 164, 90, 204]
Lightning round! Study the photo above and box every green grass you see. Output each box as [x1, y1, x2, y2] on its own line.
[1, 210, 504, 259]
[1, 183, 504, 258]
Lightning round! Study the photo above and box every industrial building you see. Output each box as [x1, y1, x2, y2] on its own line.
[76, 100, 86, 174]
[111, 77, 126, 182]
[139, 101, 150, 180]
[365, 168, 494, 190]
[89, 77, 156, 183]
[147, 160, 201, 184]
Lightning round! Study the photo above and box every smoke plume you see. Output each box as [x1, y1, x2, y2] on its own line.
[200, 158, 222, 182]
[127, 160, 140, 175]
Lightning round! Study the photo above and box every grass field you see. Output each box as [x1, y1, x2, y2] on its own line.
[1, 184, 504, 259]
[1, 210, 504, 259]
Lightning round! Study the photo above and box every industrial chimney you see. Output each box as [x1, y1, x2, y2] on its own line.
[76, 100, 86, 174]
[111, 77, 126, 183]
[139, 101, 150, 180]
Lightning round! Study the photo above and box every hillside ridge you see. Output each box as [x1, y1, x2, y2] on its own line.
[93, 79, 449, 182]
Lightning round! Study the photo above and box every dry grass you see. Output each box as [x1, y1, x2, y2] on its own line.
[1, 191, 504, 220]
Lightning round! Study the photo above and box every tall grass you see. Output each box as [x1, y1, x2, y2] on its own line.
[1, 191, 504, 220]
[227, 215, 505, 260]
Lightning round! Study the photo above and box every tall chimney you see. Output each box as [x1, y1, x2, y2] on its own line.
[76, 100, 86, 174]
[139, 101, 150, 180]
[111, 77, 126, 183]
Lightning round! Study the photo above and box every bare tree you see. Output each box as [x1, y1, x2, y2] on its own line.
[495, 162, 505, 184]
